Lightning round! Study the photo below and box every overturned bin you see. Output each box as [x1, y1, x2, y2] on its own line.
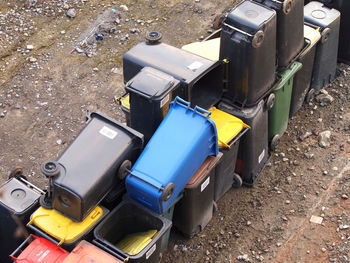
[173, 153, 222, 238]
[93, 200, 172, 263]
[126, 97, 218, 214]
[209, 107, 250, 200]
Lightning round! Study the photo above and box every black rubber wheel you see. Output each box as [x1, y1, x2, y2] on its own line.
[232, 173, 243, 188]
[8, 167, 24, 179]
[145, 31, 162, 44]
[40, 161, 60, 178]
[39, 194, 53, 209]
[321, 28, 331, 44]
[118, 160, 132, 180]
[306, 88, 315, 102]
[161, 182, 174, 202]
[270, 134, 281, 151]
[252, 30, 264, 48]
[283, 0, 293, 15]
[265, 93, 275, 110]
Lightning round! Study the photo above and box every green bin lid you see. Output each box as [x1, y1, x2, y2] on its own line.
[275, 62, 303, 91]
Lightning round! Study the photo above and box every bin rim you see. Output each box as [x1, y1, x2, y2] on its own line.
[300, 23, 321, 57]
[93, 199, 172, 261]
[274, 61, 303, 91]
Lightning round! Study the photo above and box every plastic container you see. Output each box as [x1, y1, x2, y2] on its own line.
[321, 0, 350, 64]
[173, 154, 222, 238]
[181, 38, 221, 61]
[269, 62, 303, 150]
[62, 240, 123, 263]
[290, 24, 321, 117]
[93, 200, 172, 263]
[126, 97, 218, 214]
[123, 39, 223, 109]
[10, 235, 68, 263]
[208, 107, 250, 199]
[218, 99, 270, 186]
[51, 112, 143, 222]
[304, 1, 340, 92]
[116, 93, 131, 126]
[0, 175, 44, 263]
[125, 67, 181, 143]
[27, 206, 108, 250]
[254, 0, 304, 69]
[219, 0, 277, 107]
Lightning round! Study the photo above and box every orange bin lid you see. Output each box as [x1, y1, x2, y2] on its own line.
[62, 240, 124, 263]
[186, 152, 223, 188]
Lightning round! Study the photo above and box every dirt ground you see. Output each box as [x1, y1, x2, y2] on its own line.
[0, 1, 349, 262]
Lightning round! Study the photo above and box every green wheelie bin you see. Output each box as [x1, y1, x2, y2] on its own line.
[268, 61, 302, 150]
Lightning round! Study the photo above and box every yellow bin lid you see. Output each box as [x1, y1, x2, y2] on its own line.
[182, 38, 221, 61]
[28, 206, 104, 245]
[120, 93, 130, 110]
[116, 230, 158, 255]
[209, 107, 249, 148]
[301, 24, 321, 57]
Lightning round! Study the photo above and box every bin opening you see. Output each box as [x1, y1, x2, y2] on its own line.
[116, 230, 158, 255]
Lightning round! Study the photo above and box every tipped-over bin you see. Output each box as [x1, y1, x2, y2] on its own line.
[126, 97, 218, 214]
[173, 153, 222, 238]
[209, 107, 250, 199]
[93, 200, 172, 263]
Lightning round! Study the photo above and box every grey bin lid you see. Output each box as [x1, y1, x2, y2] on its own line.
[226, 0, 276, 34]
[304, 1, 340, 29]
[125, 67, 180, 100]
[0, 178, 41, 214]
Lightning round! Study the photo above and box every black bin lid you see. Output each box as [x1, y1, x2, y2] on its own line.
[225, 0, 276, 34]
[125, 67, 180, 100]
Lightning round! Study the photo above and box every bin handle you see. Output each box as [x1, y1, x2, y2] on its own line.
[194, 106, 211, 118]
[92, 239, 129, 262]
[174, 96, 190, 108]
[10, 234, 35, 260]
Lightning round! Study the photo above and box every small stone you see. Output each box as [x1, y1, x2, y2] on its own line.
[341, 194, 348, 200]
[285, 200, 290, 204]
[173, 244, 178, 251]
[323, 170, 328, 175]
[56, 139, 62, 145]
[26, 44, 34, 50]
[199, 35, 204, 40]
[339, 225, 349, 230]
[316, 94, 334, 106]
[60, 30, 65, 35]
[304, 153, 314, 159]
[300, 131, 312, 141]
[0, 112, 5, 118]
[206, 250, 210, 255]
[332, 166, 338, 171]
[93, 67, 99, 72]
[237, 254, 249, 262]
[67, 8, 76, 18]
[195, 0, 200, 2]
[282, 216, 288, 221]
[279, 152, 285, 158]
[310, 215, 323, 224]
[306, 250, 310, 254]
[130, 28, 138, 33]
[246, 221, 252, 226]
[111, 67, 121, 74]
[276, 243, 282, 247]
[286, 176, 292, 184]
[282, 158, 289, 162]
[234, 233, 240, 238]
[28, 57, 37, 63]
[318, 130, 331, 148]
[321, 248, 326, 252]
[120, 4, 128, 11]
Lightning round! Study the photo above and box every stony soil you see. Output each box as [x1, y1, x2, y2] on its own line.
[0, 1, 349, 262]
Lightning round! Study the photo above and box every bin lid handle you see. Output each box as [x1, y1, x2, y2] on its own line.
[173, 96, 190, 108]
[194, 105, 211, 118]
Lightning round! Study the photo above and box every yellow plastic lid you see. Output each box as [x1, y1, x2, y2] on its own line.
[28, 206, 104, 245]
[209, 107, 249, 148]
[301, 24, 321, 56]
[182, 38, 221, 61]
[120, 93, 130, 110]
[116, 230, 158, 255]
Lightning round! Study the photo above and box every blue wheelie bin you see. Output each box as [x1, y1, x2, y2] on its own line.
[125, 97, 218, 214]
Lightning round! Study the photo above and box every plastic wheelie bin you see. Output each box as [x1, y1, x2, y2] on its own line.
[10, 235, 69, 263]
[208, 107, 250, 200]
[290, 24, 321, 117]
[62, 240, 123, 263]
[304, 1, 340, 92]
[125, 97, 218, 214]
[173, 153, 222, 238]
[125, 67, 181, 143]
[93, 200, 172, 263]
[115, 92, 131, 126]
[27, 206, 108, 250]
[269, 62, 303, 150]
[181, 38, 221, 61]
[218, 99, 271, 186]
[123, 33, 223, 109]
[320, 0, 350, 64]
[254, 0, 304, 69]
[220, 0, 277, 107]
[45, 112, 143, 222]
[0, 172, 44, 263]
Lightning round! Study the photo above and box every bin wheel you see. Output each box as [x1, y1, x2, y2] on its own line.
[306, 88, 315, 102]
[252, 30, 264, 48]
[213, 14, 225, 30]
[265, 93, 275, 110]
[283, 0, 293, 15]
[232, 173, 243, 188]
[40, 161, 60, 178]
[321, 28, 331, 44]
[161, 183, 174, 202]
[145, 31, 162, 44]
[118, 160, 132, 180]
[270, 134, 281, 151]
[39, 194, 53, 209]
[8, 167, 25, 180]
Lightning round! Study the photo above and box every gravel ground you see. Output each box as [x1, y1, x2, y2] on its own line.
[1, 1, 349, 262]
